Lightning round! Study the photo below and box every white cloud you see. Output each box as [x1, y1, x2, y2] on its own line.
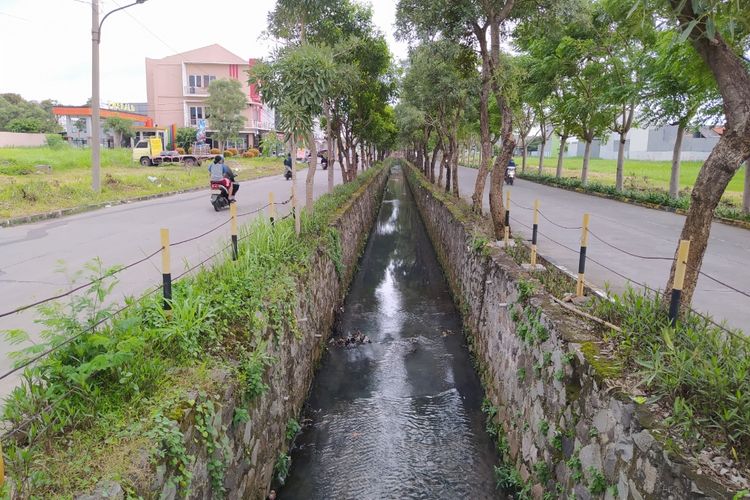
[0, 0, 409, 105]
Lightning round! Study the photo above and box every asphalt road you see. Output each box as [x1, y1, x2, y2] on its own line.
[455, 166, 750, 333]
[0, 164, 343, 399]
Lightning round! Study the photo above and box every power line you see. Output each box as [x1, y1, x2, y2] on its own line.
[107, 0, 179, 54]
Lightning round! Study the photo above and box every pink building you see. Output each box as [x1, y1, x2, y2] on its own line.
[145, 44, 274, 149]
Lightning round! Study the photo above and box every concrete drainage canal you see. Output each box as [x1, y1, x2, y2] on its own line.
[279, 165, 501, 498]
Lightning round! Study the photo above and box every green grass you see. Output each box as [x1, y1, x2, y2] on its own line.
[462, 155, 746, 200]
[0, 146, 285, 219]
[0, 161, 388, 497]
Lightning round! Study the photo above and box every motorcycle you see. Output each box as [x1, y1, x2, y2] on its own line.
[505, 161, 517, 185]
[284, 163, 293, 180]
[210, 169, 239, 211]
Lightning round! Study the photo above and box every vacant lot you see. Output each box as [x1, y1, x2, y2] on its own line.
[524, 156, 746, 201]
[0, 147, 285, 219]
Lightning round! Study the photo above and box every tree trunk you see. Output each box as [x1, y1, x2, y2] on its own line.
[581, 139, 592, 185]
[667, 136, 748, 305]
[663, 4, 750, 304]
[438, 145, 446, 188]
[360, 142, 367, 170]
[521, 139, 527, 173]
[537, 138, 546, 174]
[616, 133, 627, 192]
[337, 134, 349, 183]
[430, 143, 440, 184]
[670, 122, 686, 199]
[325, 104, 334, 193]
[556, 134, 567, 178]
[305, 130, 317, 214]
[744, 161, 750, 215]
[290, 137, 300, 234]
[471, 24, 492, 214]
[451, 134, 459, 197]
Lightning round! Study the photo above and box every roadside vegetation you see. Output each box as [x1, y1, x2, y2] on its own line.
[0, 161, 386, 498]
[517, 166, 750, 223]
[0, 146, 285, 220]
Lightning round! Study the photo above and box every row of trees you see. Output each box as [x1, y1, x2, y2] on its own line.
[0, 93, 60, 133]
[250, 0, 398, 217]
[395, 0, 750, 308]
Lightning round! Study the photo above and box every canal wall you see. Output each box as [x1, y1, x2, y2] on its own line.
[81, 165, 390, 500]
[402, 161, 732, 499]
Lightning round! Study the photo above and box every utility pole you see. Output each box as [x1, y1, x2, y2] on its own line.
[91, 0, 101, 192]
[90, 0, 147, 193]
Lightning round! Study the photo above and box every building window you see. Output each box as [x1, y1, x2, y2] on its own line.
[189, 106, 206, 126]
[188, 75, 216, 92]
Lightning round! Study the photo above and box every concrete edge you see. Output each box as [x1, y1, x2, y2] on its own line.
[516, 173, 750, 231]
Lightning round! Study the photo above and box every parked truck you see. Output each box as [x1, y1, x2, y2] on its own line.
[132, 137, 212, 167]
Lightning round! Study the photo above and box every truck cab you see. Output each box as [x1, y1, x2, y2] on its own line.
[133, 137, 164, 166]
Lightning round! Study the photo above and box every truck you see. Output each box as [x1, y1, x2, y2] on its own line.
[132, 137, 213, 167]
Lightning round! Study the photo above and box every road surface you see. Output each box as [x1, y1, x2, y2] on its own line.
[455, 166, 750, 333]
[0, 165, 343, 399]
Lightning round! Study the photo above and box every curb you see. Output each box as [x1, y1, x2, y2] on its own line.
[517, 175, 750, 231]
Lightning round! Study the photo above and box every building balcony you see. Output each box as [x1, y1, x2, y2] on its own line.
[184, 86, 209, 96]
[185, 119, 275, 131]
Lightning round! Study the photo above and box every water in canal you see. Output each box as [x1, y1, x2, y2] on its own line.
[280, 166, 500, 499]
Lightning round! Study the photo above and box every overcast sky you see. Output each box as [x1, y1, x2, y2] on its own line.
[0, 0, 409, 106]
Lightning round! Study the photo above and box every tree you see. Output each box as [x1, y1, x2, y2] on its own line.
[74, 118, 87, 134]
[206, 79, 246, 152]
[260, 132, 284, 156]
[104, 116, 133, 147]
[641, 0, 750, 306]
[642, 30, 719, 199]
[598, 0, 654, 192]
[397, 0, 522, 232]
[175, 127, 197, 150]
[0, 93, 60, 133]
[250, 43, 336, 220]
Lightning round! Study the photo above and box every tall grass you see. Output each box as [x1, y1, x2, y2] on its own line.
[590, 288, 750, 460]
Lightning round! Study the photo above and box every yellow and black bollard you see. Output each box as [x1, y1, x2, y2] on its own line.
[230, 202, 238, 261]
[576, 213, 590, 297]
[530, 199, 539, 266]
[668, 240, 690, 325]
[160, 228, 172, 312]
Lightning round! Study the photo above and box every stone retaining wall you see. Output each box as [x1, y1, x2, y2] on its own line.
[81, 165, 390, 500]
[402, 162, 731, 500]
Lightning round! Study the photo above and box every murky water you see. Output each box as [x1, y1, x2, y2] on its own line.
[280, 166, 501, 499]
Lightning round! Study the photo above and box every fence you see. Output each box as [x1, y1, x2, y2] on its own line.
[0, 194, 294, 469]
[502, 196, 749, 344]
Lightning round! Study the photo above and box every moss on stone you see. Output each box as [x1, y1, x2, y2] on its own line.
[580, 342, 622, 379]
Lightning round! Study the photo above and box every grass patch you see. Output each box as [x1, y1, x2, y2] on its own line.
[0, 146, 285, 219]
[589, 287, 750, 463]
[517, 170, 750, 224]
[0, 161, 388, 497]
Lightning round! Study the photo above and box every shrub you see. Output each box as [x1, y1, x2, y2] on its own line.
[226, 148, 239, 156]
[210, 148, 220, 155]
[242, 151, 253, 158]
[175, 147, 185, 155]
[45, 134, 66, 149]
[224, 150, 234, 157]
[247, 148, 260, 158]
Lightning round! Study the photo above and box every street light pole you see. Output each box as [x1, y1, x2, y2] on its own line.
[90, 0, 147, 193]
[91, 0, 101, 192]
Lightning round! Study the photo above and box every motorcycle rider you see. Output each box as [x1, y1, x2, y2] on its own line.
[209, 155, 237, 202]
[283, 153, 293, 180]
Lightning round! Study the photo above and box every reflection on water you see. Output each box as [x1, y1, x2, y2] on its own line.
[280, 166, 500, 499]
